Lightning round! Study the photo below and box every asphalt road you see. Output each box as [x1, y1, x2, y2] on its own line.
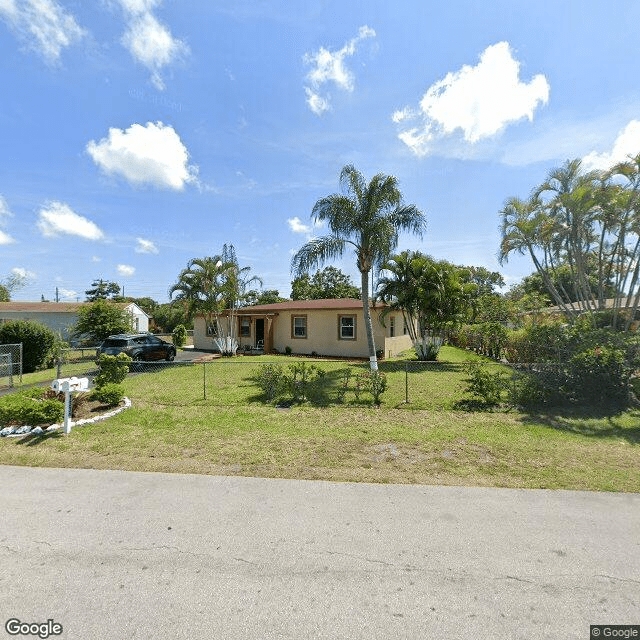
[0, 466, 638, 640]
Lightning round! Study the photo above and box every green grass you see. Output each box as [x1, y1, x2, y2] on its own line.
[0, 347, 638, 492]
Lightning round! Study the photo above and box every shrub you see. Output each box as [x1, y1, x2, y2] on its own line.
[255, 364, 285, 401]
[0, 320, 59, 373]
[507, 368, 566, 408]
[172, 324, 187, 348]
[94, 353, 131, 389]
[90, 383, 125, 407]
[284, 362, 325, 402]
[355, 370, 388, 405]
[464, 364, 505, 406]
[569, 346, 630, 405]
[0, 390, 64, 426]
[284, 346, 292, 355]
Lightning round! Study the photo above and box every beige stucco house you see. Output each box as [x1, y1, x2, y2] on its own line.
[193, 298, 413, 358]
[0, 301, 150, 342]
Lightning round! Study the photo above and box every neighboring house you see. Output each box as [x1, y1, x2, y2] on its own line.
[540, 297, 640, 330]
[193, 298, 413, 358]
[0, 302, 150, 342]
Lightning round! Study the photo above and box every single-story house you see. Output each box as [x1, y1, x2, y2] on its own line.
[193, 298, 413, 358]
[0, 301, 150, 342]
[540, 296, 640, 330]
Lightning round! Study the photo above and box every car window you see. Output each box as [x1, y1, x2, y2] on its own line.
[102, 339, 127, 347]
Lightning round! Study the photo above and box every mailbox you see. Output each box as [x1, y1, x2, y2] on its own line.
[51, 377, 89, 392]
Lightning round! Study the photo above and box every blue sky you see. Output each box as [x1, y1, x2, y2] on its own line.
[2, 0, 640, 303]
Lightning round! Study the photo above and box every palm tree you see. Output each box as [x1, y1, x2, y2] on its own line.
[291, 165, 426, 370]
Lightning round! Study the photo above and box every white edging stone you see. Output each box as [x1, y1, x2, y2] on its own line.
[1, 397, 132, 437]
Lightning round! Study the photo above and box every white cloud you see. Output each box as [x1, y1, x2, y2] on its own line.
[0, 0, 85, 64]
[11, 266, 35, 279]
[91, 255, 101, 262]
[115, 0, 188, 90]
[0, 230, 15, 245]
[135, 237, 158, 254]
[394, 42, 550, 156]
[288, 216, 312, 234]
[36, 201, 104, 240]
[86, 121, 198, 190]
[117, 264, 135, 277]
[57, 287, 77, 300]
[582, 120, 640, 172]
[0, 195, 15, 244]
[303, 25, 376, 115]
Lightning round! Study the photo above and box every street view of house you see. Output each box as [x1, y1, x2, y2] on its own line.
[0, 2, 639, 639]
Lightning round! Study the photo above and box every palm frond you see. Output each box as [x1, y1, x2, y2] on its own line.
[290, 235, 347, 277]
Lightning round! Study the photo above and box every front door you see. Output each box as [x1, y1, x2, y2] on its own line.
[255, 318, 264, 346]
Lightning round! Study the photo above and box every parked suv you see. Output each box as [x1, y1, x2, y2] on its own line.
[97, 334, 176, 362]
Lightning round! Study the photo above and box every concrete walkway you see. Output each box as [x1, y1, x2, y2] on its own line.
[0, 466, 638, 640]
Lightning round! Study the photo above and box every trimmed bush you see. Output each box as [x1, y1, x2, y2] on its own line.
[172, 324, 187, 348]
[90, 383, 125, 407]
[94, 353, 131, 389]
[464, 364, 505, 406]
[0, 320, 59, 373]
[0, 390, 64, 426]
[356, 370, 388, 405]
[569, 346, 631, 405]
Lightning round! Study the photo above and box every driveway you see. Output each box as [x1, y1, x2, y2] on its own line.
[0, 466, 638, 640]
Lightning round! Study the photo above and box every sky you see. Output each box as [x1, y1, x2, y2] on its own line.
[1, 0, 640, 303]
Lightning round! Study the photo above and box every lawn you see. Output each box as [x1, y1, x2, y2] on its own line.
[0, 347, 638, 492]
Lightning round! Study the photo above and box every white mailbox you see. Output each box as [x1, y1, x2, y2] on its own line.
[51, 377, 90, 434]
[51, 377, 89, 393]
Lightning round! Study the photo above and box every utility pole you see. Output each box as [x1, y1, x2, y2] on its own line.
[55, 287, 59, 303]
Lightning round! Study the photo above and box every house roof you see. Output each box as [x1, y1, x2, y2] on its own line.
[0, 301, 149, 316]
[231, 298, 372, 314]
[543, 297, 639, 314]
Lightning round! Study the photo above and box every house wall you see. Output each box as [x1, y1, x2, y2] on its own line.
[194, 309, 409, 358]
[0, 311, 78, 340]
[125, 304, 149, 333]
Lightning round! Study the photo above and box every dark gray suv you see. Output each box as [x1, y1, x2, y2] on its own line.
[97, 334, 176, 362]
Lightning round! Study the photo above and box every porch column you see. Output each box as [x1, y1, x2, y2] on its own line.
[264, 315, 274, 353]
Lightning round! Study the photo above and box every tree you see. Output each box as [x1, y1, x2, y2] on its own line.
[85, 279, 121, 301]
[459, 266, 505, 323]
[377, 251, 474, 359]
[0, 271, 28, 301]
[152, 303, 191, 333]
[0, 320, 59, 373]
[243, 289, 288, 306]
[499, 155, 640, 330]
[72, 300, 133, 343]
[169, 244, 262, 354]
[292, 165, 426, 370]
[291, 266, 360, 300]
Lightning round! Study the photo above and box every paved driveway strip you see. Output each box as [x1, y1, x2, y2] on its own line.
[0, 466, 638, 640]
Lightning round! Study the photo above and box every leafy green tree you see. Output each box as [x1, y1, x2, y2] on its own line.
[291, 165, 426, 370]
[152, 303, 191, 332]
[243, 290, 288, 306]
[378, 252, 474, 359]
[85, 279, 121, 301]
[0, 320, 59, 373]
[0, 284, 8, 302]
[72, 300, 133, 343]
[291, 266, 360, 300]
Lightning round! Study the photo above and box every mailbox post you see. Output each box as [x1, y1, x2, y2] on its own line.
[51, 377, 89, 434]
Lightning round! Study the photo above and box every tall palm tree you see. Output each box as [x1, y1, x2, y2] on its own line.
[291, 165, 426, 370]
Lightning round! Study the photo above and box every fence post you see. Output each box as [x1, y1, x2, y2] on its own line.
[405, 362, 409, 404]
[203, 362, 206, 400]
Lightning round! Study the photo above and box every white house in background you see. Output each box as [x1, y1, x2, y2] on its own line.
[193, 298, 414, 358]
[0, 301, 150, 342]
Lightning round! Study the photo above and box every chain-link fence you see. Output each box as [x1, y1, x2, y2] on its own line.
[0, 343, 22, 390]
[49, 354, 637, 409]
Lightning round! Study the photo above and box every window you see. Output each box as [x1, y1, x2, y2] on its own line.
[206, 322, 217, 337]
[338, 315, 356, 340]
[389, 316, 395, 338]
[240, 317, 250, 337]
[291, 315, 307, 338]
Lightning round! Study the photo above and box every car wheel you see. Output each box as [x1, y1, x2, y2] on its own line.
[166, 349, 176, 361]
